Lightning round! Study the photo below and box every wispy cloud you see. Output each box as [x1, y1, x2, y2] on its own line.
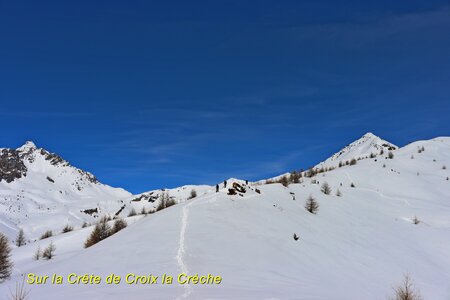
[136, 107, 239, 120]
[282, 6, 450, 59]
[287, 6, 449, 38]
[0, 111, 92, 118]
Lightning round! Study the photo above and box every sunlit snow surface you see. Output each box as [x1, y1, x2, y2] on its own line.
[1, 136, 450, 299]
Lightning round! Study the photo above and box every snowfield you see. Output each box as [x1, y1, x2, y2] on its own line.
[0, 141, 131, 240]
[1, 134, 450, 299]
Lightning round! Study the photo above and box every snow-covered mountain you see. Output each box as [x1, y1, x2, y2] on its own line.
[1, 135, 450, 300]
[316, 132, 397, 168]
[0, 141, 131, 240]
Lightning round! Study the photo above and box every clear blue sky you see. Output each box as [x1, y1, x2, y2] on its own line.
[1, 1, 449, 193]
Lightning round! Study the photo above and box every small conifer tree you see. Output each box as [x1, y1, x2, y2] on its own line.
[279, 175, 289, 187]
[42, 241, 56, 260]
[16, 229, 26, 247]
[40, 230, 53, 240]
[111, 218, 127, 234]
[128, 208, 137, 217]
[188, 189, 197, 199]
[0, 233, 13, 282]
[391, 275, 423, 300]
[62, 224, 73, 233]
[84, 216, 111, 248]
[320, 182, 331, 195]
[305, 194, 319, 214]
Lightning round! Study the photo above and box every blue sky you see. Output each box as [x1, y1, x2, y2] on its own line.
[1, 1, 449, 193]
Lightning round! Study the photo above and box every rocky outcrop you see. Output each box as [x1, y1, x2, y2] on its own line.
[0, 141, 99, 185]
[0, 149, 27, 183]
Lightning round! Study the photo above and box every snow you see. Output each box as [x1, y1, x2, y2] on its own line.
[0, 142, 131, 241]
[1, 136, 450, 299]
[176, 201, 193, 299]
[16, 141, 37, 152]
[316, 132, 397, 169]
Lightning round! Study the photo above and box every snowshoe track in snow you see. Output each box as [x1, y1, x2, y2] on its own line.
[176, 201, 193, 299]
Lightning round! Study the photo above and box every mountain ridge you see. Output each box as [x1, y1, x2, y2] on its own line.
[0, 141, 131, 240]
[315, 132, 397, 168]
[0, 134, 444, 241]
[1, 135, 449, 299]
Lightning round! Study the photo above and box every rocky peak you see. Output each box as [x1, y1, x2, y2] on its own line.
[0, 141, 98, 185]
[17, 140, 37, 152]
[316, 132, 397, 168]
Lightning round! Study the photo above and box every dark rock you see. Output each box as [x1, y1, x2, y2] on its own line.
[227, 188, 236, 195]
[115, 204, 126, 216]
[232, 182, 246, 193]
[82, 208, 98, 215]
[0, 149, 27, 183]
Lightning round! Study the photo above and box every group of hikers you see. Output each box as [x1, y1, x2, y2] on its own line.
[216, 179, 249, 192]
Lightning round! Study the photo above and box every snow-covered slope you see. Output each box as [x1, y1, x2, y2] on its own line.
[0, 142, 131, 241]
[316, 132, 397, 168]
[1, 136, 450, 299]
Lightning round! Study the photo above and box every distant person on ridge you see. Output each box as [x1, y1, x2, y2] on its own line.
[216, 184, 219, 193]
[224, 180, 227, 188]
